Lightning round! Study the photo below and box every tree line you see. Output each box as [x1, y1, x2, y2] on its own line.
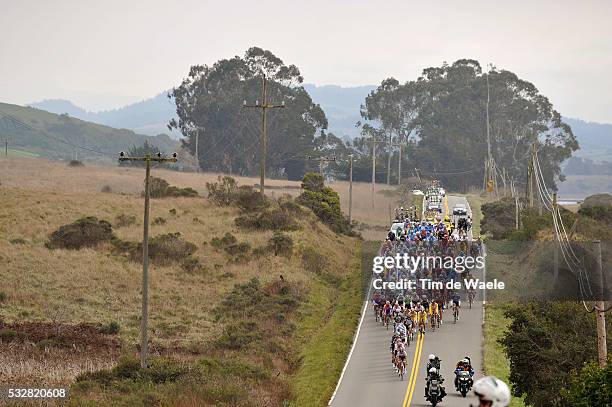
[168, 49, 578, 191]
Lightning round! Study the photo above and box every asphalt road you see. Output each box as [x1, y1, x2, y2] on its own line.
[330, 196, 483, 407]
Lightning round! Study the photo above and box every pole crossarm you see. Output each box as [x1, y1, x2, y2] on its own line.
[118, 152, 178, 163]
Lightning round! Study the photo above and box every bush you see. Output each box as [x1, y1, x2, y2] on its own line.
[181, 257, 206, 273]
[561, 361, 612, 406]
[267, 232, 293, 258]
[115, 233, 197, 265]
[101, 185, 112, 193]
[235, 207, 298, 231]
[68, 160, 84, 167]
[99, 321, 120, 335]
[206, 176, 238, 206]
[153, 217, 167, 225]
[481, 198, 517, 239]
[224, 242, 251, 256]
[211, 233, 237, 248]
[47, 217, 114, 250]
[0, 291, 6, 302]
[148, 177, 199, 198]
[215, 321, 260, 350]
[235, 186, 269, 212]
[296, 172, 352, 235]
[115, 214, 137, 228]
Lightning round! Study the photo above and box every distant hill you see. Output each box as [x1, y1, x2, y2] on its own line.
[0, 102, 177, 162]
[304, 84, 375, 139]
[563, 118, 612, 161]
[30, 92, 178, 139]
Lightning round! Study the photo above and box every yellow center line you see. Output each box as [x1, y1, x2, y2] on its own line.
[402, 332, 424, 406]
[444, 196, 449, 217]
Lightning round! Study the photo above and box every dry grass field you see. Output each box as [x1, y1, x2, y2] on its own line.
[0, 156, 385, 405]
[0, 157, 401, 239]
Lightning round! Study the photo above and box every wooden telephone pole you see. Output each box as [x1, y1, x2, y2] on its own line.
[308, 155, 336, 176]
[594, 240, 608, 368]
[368, 138, 386, 209]
[118, 151, 177, 369]
[348, 154, 353, 224]
[243, 74, 285, 195]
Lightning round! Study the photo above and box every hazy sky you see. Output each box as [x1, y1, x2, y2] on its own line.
[1, 0, 611, 122]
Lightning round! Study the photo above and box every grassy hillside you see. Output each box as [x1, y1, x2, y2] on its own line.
[0, 158, 369, 405]
[0, 102, 177, 162]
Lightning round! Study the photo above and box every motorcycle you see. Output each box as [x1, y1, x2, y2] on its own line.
[456, 370, 472, 397]
[426, 378, 444, 406]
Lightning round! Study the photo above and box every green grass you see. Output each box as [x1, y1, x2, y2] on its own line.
[483, 304, 526, 407]
[290, 242, 364, 407]
[467, 194, 483, 236]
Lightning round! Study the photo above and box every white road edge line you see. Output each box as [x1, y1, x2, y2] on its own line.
[327, 284, 372, 406]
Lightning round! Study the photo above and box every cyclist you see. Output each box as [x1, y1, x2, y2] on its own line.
[429, 299, 440, 328]
[473, 376, 511, 406]
[451, 292, 461, 321]
[383, 300, 392, 325]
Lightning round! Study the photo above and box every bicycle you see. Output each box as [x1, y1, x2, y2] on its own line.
[453, 306, 459, 324]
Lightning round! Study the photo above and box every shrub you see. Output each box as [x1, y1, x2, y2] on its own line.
[296, 172, 352, 235]
[115, 214, 137, 228]
[235, 186, 269, 212]
[206, 176, 238, 206]
[211, 233, 237, 248]
[99, 321, 120, 335]
[47, 217, 114, 250]
[215, 321, 260, 350]
[235, 207, 298, 231]
[267, 232, 293, 258]
[224, 242, 251, 256]
[561, 361, 612, 406]
[0, 291, 6, 303]
[153, 217, 167, 225]
[181, 257, 206, 273]
[68, 160, 84, 167]
[101, 185, 112, 193]
[147, 177, 199, 198]
[115, 233, 197, 265]
[481, 198, 518, 239]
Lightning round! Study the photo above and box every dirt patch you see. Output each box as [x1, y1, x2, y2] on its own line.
[0, 321, 121, 351]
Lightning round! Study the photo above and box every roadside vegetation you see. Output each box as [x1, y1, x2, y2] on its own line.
[481, 193, 612, 407]
[0, 167, 364, 405]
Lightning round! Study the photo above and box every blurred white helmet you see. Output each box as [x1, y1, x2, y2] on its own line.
[473, 376, 511, 407]
[429, 367, 437, 374]
[462, 358, 470, 364]
[428, 354, 436, 361]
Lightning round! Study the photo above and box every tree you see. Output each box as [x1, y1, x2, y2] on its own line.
[168, 47, 327, 179]
[359, 60, 578, 191]
[500, 302, 611, 407]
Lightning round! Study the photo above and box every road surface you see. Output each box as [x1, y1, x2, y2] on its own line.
[330, 195, 483, 407]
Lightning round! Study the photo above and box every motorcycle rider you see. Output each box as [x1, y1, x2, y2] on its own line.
[454, 356, 475, 389]
[426, 354, 441, 373]
[472, 376, 511, 407]
[424, 367, 446, 401]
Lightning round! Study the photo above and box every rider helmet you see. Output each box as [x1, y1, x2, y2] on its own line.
[462, 358, 470, 365]
[428, 354, 436, 361]
[473, 376, 511, 407]
[429, 367, 437, 374]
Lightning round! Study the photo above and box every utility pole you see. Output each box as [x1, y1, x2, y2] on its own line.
[594, 239, 607, 368]
[308, 155, 336, 176]
[515, 195, 520, 230]
[118, 151, 177, 369]
[368, 138, 385, 209]
[348, 154, 353, 224]
[243, 74, 285, 195]
[397, 144, 402, 186]
[5, 139, 7, 156]
[552, 193, 559, 283]
[414, 167, 422, 183]
[195, 128, 200, 173]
